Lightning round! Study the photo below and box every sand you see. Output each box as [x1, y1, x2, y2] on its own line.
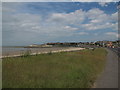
[1, 47, 85, 58]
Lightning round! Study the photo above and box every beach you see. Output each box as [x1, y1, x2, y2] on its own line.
[1, 47, 85, 58]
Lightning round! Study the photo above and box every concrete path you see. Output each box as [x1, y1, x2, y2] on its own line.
[95, 48, 118, 88]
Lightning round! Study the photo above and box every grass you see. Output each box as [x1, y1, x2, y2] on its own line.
[2, 48, 107, 88]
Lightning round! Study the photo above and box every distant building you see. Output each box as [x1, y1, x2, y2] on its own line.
[47, 42, 78, 47]
[40, 44, 52, 47]
[106, 42, 113, 48]
[29, 44, 38, 47]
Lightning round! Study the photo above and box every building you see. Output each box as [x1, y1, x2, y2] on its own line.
[40, 44, 53, 47]
[29, 44, 38, 47]
[106, 41, 113, 48]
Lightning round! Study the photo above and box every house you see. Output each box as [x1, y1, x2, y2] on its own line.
[29, 44, 38, 47]
[106, 42, 113, 48]
[40, 44, 53, 47]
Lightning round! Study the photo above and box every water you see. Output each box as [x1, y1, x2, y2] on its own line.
[2, 47, 32, 56]
[2, 46, 69, 56]
[3, 47, 30, 53]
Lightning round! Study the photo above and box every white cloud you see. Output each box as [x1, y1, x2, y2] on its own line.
[82, 8, 118, 31]
[3, 13, 42, 32]
[94, 33, 98, 36]
[2, 0, 119, 2]
[46, 8, 118, 31]
[47, 9, 85, 25]
[78, 32, 89, 35]
[64, 26, 78, 31]
[111, 12, 118, 22]
[2, 3, 118, 45]
[87, 8, 109, 22]
[3, 7, 118, 33]
[98, 2, 109, 7]
[105, 32, 118, 38]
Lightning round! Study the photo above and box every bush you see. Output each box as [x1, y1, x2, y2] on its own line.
[48, 51, 52, 55]
[22, 49, 31, 57]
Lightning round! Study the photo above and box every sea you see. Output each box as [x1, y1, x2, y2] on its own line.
[2, 46, 68, 56]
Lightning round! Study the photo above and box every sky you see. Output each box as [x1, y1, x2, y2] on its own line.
[2, 2, 119, 46]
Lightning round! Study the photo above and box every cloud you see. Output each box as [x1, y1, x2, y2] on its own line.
[98, 2, 109, 7]
[2, 2, 118, 45]
[111, 12, 118, 22]
[94, 33, 98, 36]
[3, 7, 117, 33]
[2, 0, 119, 2]
[3, 13, 42, 32]
[64, 26, 78, 31]
[105, 32, 118, 38]
[47, 9, 85, 25]
[87, 8, 108, 22]
[47, 8, 118, 31]
[78, 32, 89, 35]
[82, 8, 118, 31]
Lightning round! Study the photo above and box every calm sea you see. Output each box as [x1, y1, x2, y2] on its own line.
[2, 47, 28, 53]
[2, 46, 68, 56]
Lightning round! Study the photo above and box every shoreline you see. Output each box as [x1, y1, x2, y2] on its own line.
[1, 47, 85, 59]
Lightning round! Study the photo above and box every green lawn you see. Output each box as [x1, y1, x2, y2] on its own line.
[2, 48, 107, 88]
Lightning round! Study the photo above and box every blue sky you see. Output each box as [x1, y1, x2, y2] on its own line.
[2, 2, 118, 46]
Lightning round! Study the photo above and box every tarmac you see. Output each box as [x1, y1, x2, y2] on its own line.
[95, 48, 118, 88]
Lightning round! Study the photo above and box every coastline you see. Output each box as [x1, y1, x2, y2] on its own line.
[1, 47, 85, 59]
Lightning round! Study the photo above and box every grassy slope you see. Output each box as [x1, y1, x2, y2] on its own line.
[2, 48, 107, 88]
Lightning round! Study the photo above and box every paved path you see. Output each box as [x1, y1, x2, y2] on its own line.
[95, 48, 118, 88]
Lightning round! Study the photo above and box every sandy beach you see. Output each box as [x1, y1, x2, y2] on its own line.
[1, 47, 85, 58]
